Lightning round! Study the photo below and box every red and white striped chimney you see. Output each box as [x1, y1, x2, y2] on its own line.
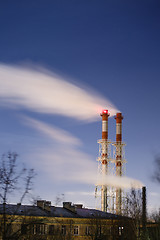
[101, 109, 110, 166]
[115, 112, 123, 174]
[115, 112, 123, 143]
[101, 109, 109, 140]
[115, 112, 123, 214]
[100, 109, 110, 212]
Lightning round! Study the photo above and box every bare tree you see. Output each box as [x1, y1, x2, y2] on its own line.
[55, 193, 65, 207]
[85, 216, 104, 240]
[148, 209, 160, 240]
[0, 152, 35, 240]
[152, 155, 160, 184]
[85, 214, 119, 240]
[123, 188, 143, 239]
[145, 156, 160, 239]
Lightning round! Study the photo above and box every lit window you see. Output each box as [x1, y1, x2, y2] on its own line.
[118, 226, 124, 236]
[74, 226, 79, 235]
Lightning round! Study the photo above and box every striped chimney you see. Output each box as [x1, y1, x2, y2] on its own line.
[101, 109, 109, 140]
[115, 112, 123, 214]
[115, 112, 123, 172]
[101, 109, 110, 166]
[101, 109, 109, 212]
[115, 112, 123, 143]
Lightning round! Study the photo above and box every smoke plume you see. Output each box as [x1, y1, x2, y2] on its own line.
[23, 116, 143, 190]
[97, 175, 144, 189]
[0, 63, 118, 121]
[69, 171, 144, 189]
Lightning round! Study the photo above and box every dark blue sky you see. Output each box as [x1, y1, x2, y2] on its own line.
[1, 1, 160, 109]
[0, 1, 160, 210]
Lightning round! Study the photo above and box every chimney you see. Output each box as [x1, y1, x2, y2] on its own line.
[37, 200, 45, 209]
[63, 202, 76, 213]
[115, 112, 123, 215]
[100, 109, 110, 212]
[45, 201, 51, 212]
[74, 204, 83, 209]
[142, 186, 147, 239]
[37, 200, 51, 212]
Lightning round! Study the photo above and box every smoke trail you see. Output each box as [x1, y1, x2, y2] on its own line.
[23, 116, 81, 146]
[97, 175, 144, 189]
[0, 63, 118, 121]
[22, 116, 143, 190]
[68, 172, 144, 189]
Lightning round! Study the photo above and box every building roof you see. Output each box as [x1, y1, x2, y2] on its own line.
[0, 202, 122, 220]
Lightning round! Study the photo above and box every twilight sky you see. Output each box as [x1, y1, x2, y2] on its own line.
[0, 1, 160, 211]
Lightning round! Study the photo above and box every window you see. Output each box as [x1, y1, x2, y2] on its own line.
[118, 226, 124, 236]
[98, 226, 101, 236]
[30, 224, 47, 235]
[30, 224, 36, 235]
[36, 224, 41, 234]
[49, 225, 54, 235]
[74, 226, 79, 235]
[61, 225, 66, 235]
[40, 224, 47, 234]
[85, 226, 91, 235]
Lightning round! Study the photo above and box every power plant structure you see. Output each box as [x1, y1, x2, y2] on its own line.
[95, 110, 126, 215]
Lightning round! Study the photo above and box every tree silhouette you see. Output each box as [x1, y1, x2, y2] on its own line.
[0, 152, 35, 240]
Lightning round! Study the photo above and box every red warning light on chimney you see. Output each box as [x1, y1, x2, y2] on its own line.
[102, 109, 108, 114]
[101, 109, 109, 140]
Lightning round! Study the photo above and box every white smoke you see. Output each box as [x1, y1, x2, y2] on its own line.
[69, 172, 144, 189]
[22, 116, 97, 182]
[0, 63, 118, 121]
[23, 116, 81, 146]
[97, 175, 144, 189]
[0, 63, 144, 206]
[23, 116, 143, 190]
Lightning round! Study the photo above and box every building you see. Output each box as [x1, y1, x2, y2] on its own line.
[0, 200, 136, 240]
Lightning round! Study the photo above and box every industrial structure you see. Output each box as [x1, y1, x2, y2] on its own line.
[95, 110, 126, 215]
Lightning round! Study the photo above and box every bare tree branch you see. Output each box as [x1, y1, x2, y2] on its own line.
[0, 151, 36, 240]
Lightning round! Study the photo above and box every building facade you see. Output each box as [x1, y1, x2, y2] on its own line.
[0, 200, 135, 240]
